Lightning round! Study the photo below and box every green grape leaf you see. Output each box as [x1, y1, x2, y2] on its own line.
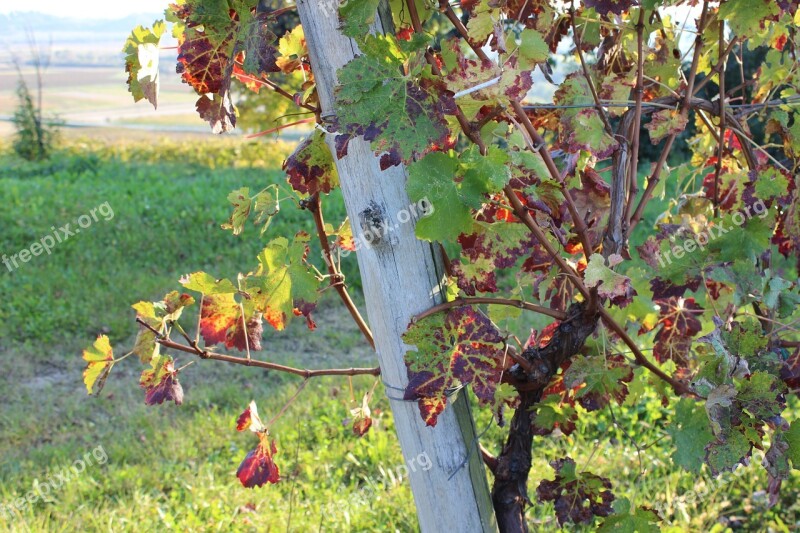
[338, 0, 381, 38]
[554, 74, 617, 157]
[736, 371, 786, 421]
[130, 291, 195, 364]
[122, 21, 165, 109]
[252, 187, 280, 235]
[221, 187, 252, 235]
[645, 109, 688, 144]
[407, 152, 474, 242]
[563, 354, 633, 411]
[531, 393, 578, 436]
[719, 0, 780, 37]
[597, 499, 661, 533]
[754, 168, 790, 201]
[786, 419, 800, 469]
[335, 34, 455, 164]
[180, 272, 238, 295]
[519, 28, 550, 63]
[667, 398, 713, 473]
[705, 429, 752, 476]
[245, 232, 321, 331]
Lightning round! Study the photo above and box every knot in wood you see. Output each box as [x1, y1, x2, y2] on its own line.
[358, 200, 396, 248]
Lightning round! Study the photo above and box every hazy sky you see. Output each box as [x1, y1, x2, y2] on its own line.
[1, 0, 166, 19]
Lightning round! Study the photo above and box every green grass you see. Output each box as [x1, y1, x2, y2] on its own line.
[0, 137, 798, 532]
[0, 136, 355, 347]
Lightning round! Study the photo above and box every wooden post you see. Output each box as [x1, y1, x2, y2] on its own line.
[295, 1, 497, 531]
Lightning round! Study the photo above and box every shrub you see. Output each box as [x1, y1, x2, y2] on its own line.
[11, 77, 60, 161]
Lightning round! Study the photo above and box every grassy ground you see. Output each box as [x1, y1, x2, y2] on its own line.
[0, 136, 798, 532]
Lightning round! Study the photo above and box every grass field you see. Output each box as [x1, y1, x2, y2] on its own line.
[0, 136, 798, 532]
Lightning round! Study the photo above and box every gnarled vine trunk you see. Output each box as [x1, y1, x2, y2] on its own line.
[492, 303, 599, 531]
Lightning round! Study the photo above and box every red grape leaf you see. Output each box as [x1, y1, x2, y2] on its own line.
[454, 222, 536, 295]
[403, 307, 507, 426]
[199, 294, 263, 351]
[536, 457, 615, 526]
[237, 433, 280, 488]
[168, 2, 280, 133]
[284, 130, 339, 196]
[237, 400, 267, 433]
[139, 354, 184, 406]
[652, 297, 704, 366]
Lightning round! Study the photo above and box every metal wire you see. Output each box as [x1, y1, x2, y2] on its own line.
[521, 96, 800, 111]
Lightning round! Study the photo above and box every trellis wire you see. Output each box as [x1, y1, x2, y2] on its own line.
[521, 96, 800, 111]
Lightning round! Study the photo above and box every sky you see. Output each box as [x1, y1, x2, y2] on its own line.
[1, 0, 166, 19]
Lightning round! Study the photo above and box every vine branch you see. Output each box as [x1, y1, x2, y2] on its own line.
[137, 318, 381, 378]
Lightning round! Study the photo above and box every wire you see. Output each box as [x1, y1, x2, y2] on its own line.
[521, 97, 800, 111]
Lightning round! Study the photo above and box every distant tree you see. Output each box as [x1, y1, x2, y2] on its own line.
[11, 32, 60, 161]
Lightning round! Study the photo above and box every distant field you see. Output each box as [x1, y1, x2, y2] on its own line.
[0, 61, 209, 134]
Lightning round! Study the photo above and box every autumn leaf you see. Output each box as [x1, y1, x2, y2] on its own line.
[536, 457, 615, 526]
[199, 294, 263, 351]
[237, 400, 267, 433]
[82, 335, 115, 395]
[652, 297, 704, 366]
[335, 34, 456, 163]
[351, 392, 373, 437]
[139, 354, 184, 406]
[237, 434, 280, 488]
[235, 400, 280, 488]
[403, 308, 507, 426]
[583, 254, 636, 307]
[284, 130, 339, 196]
[646, 109, 689, 144]
[123, 21, 165, 109]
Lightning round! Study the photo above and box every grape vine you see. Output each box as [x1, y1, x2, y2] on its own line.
[88, 0, 800, 530]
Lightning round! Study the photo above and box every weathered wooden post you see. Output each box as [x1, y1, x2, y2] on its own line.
[294, 0, 497, 530]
